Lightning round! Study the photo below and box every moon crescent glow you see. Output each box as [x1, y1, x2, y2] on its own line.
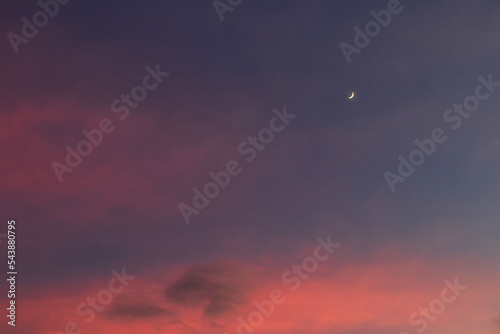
[348, 92, 355, 99]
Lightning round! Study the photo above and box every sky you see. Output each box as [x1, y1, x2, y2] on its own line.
[1, 0, 500, 333]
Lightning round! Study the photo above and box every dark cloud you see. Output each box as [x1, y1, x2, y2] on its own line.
[106, 292, 177, 321]
[164, 262, 252, 318]
[107, 302, 176, 319]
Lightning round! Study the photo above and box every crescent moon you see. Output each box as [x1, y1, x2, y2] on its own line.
[348, 91, 355, 99]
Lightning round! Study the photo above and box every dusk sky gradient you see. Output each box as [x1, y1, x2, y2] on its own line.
[1, 1, 500, 334]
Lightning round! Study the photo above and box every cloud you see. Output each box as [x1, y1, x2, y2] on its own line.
[108, 302, 176, 319]
[106, 291, 178, 322]
[164, 262, 252, 318]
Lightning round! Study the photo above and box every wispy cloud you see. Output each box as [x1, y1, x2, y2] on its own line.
[164, 262, 252, 318]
